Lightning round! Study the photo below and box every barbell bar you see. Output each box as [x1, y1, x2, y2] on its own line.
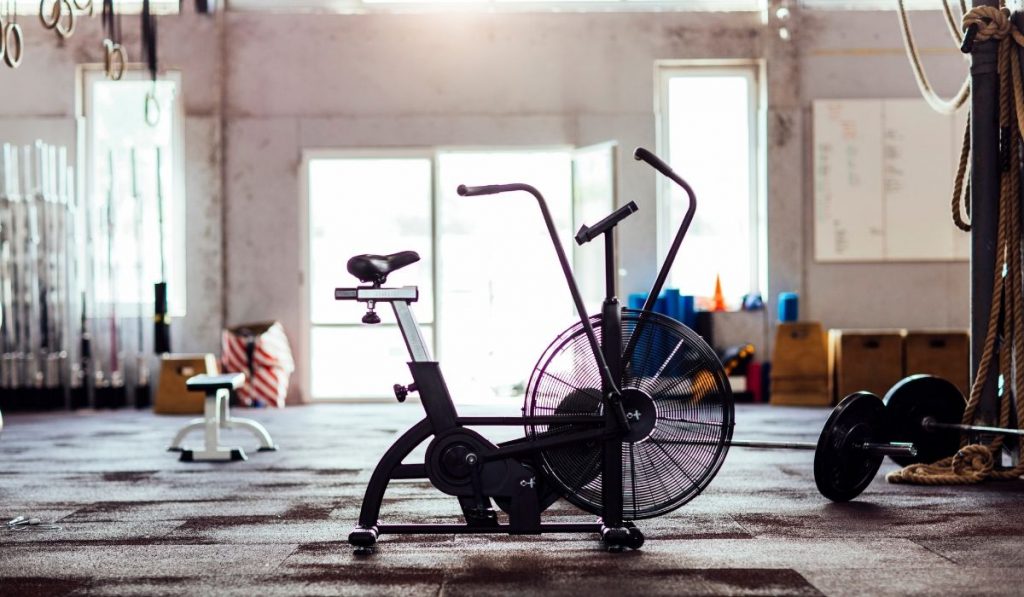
[920, 417, 1024, 437]
[665, 392, 918, 502]
[726, 439, 916, 457]
[884, 374, 1024, 466]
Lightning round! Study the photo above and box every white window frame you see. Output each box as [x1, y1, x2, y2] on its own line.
[654, 59, 766, 301]
[77, 65, 188, 316]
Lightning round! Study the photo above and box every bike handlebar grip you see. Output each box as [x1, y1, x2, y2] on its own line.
[575, 201, 639, 245]
[633, 147, 677, 179]
[458, 184, 509, 197]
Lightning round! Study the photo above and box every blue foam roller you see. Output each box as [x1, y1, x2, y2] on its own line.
[778, 292, 799, 322]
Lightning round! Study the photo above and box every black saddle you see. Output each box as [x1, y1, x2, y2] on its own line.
[347, 251, 420, 285]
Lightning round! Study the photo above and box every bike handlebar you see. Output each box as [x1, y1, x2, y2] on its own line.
[575, 201, 638, 246]
[456, 181, 621, 398]
[457, 183, 535, 197]
[632, 147, 698, 313]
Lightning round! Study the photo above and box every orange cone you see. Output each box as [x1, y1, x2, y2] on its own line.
[712, 275, 727, 312]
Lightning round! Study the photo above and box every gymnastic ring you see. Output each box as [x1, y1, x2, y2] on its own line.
[72, 0, 93, 15]
[102, 38, 112, 74]
[145, 90, 161, 127]
[103, 39, 125, 80]
[0, 16, 6, 65]
[4, 23, 23, 69]
[54, 0, 75, 38]
[109, 44, 126, 81]
[39, 0, 60, 30]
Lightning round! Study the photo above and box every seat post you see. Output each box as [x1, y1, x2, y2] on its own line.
[392, 300, 431, 362]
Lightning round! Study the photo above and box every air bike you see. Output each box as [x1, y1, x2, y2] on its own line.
[337, 147, 918, 554]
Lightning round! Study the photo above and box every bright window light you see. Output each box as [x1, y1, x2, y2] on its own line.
[84, 72, 184, 315]
[658, 64, 760, 307]
[436, 150, 573, 402]
[307, 155, 434, 400]
[231, 0, 760, 11]
[308, 157, 434, 326]
[306, 149, 574, 401]
[14, 0, 178, 14]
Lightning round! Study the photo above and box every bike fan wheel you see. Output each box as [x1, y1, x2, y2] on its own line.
[524, 309, 734, 519]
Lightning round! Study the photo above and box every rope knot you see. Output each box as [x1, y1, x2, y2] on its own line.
[964, 6, 1013, 43]
[951, 444, 995, 477]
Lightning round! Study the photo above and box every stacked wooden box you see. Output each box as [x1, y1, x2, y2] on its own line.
[829, 329, 969, 402]
[770, 322, 831, 406]
[769, 325, 969, 406]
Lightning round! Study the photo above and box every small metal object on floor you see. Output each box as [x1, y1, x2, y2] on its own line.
[6, 516, 61, 532]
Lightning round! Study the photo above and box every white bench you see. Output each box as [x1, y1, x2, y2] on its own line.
[167, 373, 278, 462]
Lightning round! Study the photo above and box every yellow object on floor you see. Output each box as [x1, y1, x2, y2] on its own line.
[153, 354, 220, 415]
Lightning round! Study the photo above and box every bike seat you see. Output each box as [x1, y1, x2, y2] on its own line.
[347, 251, 420, 285]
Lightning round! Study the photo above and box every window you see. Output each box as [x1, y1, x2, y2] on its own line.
[305, 147, 599, 401]
[307, 154, 435, 400]
[12, 0, 178, 13]
[656, 62, 764, 307]
[80, 68, 186, 316]
[798, 0, 942, 8]
[436, 150, 573, 400]
[231, 0, 761, 13]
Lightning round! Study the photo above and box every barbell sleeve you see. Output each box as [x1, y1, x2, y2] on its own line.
[859, 442, 917, 458]
[921, 416, 1024, 437]
[660, 438, 917, 458]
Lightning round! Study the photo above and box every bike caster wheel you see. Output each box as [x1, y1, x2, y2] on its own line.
[600, 523, 644, 552]
[349, 525, 379, 554]
[626, 527, 645, 550]
[601, 524, 641, 552]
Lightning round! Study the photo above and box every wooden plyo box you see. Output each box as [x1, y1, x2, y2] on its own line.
[829, 330, 904, 402]
[770, 322, 831, 406]
[153, 354, 220, 415]
[905, 330, 969, 397]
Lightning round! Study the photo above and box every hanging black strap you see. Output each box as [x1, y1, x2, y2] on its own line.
[141, 0, 157, 83]
[102, 0, 123, 43]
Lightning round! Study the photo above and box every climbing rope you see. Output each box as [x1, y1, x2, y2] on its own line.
[897, 0, 971, 115]
[889, 3, 1024, 486]
[897, 1, 979, 230]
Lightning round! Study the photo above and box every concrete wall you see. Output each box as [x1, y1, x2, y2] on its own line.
[0, 7, 972, 401]
[799, 9, 969, 330]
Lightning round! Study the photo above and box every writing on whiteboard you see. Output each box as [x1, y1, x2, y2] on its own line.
[814, 99, 969, 262]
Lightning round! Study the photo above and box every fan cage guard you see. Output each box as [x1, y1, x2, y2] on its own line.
[524, 309, 735, 519]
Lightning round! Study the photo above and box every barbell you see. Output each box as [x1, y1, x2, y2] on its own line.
[883, 374, 1024, 466]
[671, 392, 918, 502]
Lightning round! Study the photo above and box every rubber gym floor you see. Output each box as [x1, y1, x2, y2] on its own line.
[1, 402, 1022, 596]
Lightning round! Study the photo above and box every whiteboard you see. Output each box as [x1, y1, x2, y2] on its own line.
[813, 99, 969, 262]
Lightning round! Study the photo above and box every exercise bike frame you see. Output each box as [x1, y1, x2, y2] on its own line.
[338, 148, 702, 550]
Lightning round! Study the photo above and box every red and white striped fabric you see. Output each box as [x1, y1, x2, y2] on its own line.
[221, 321, 295, 408]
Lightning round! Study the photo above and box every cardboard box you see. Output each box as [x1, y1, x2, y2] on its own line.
[905, 330, 970, 397]
[154, 354, 220, 415]
[770, 322, 830, 406]
[830, 330, 904, 402]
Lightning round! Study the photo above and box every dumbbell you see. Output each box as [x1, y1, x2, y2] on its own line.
[884, 374, 1023, 466]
